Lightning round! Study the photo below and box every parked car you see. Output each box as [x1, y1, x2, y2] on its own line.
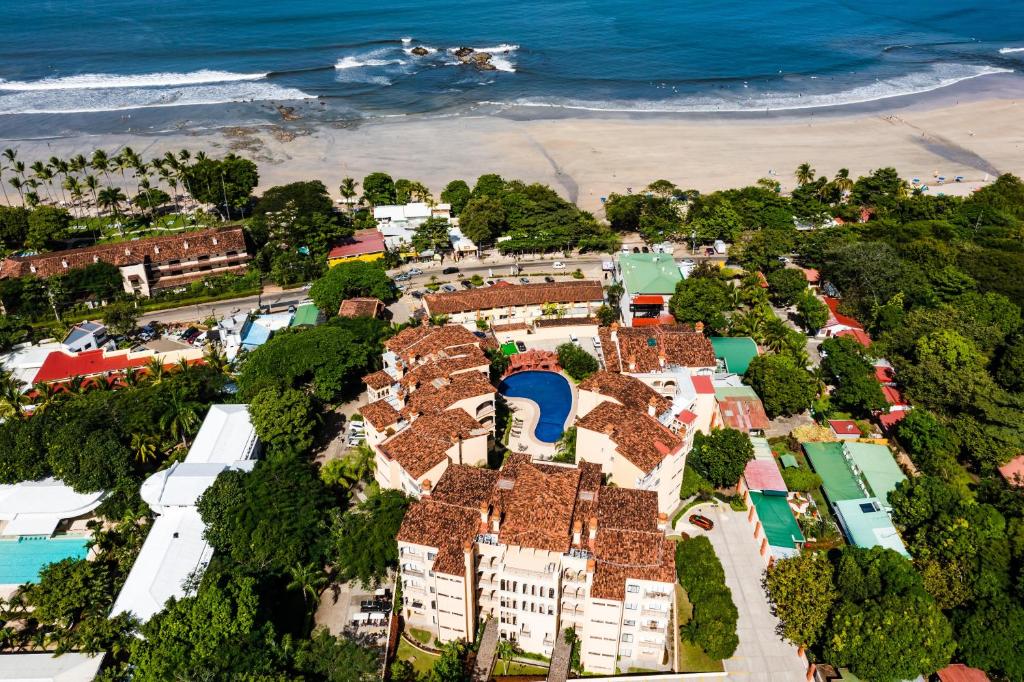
[516, 341, 527, 352]
[519, 277, 530, 284]
[407, 268, 423, 276]
[473, 331, 488, 339]
[180, 327, 199, 341]
[410, 290, 424, 299]
[442, 266, 460, 275]
[440, 284, 457, 293]
[704, 247, 715, 256]
[689, 514, 714, 531]
[394, 272, 412, 282]
[461, 280, 473, 289]
[592, 337, 602, 349]
[569, 333, 579, 345]
[544, 276, 555, 283]
[552, 261, 566, 270]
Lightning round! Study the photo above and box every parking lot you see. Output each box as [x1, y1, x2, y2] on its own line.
[314, 581, 394, 643]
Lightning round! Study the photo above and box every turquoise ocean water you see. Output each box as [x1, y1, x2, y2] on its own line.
[0, 0, 1022, 135]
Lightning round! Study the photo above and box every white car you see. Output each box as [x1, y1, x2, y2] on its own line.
[553, 261, 566, 270]
[570, 333, 579, 344]
[592, 337, 602, 349]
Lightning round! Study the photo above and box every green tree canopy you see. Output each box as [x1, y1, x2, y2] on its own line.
[440, 180, 471, 215]
[25, 205, 71, 251]
[330, 490, 410, 587]
[182, 154, 258, 218]
[819, 336, 886, 416]
[669, 276, 733, 333]
[248, 387, 318, 456]
[310, 260, 396, 316]
[362, 172, 396, 206]
[743, 353, 816, 418]
[556, 343, 598, 381]
[763, 552, 837, 647]
[458, 195, 506, 246]
[411, 216, 452, 254]
[689, 428, 753, 488]
[765, 268, 807, 306]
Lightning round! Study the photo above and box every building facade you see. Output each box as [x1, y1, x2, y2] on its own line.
[423, 281, 605, 330]
[397, 456, 676, 674]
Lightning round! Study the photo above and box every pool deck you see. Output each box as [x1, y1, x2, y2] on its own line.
[503, 371, 578, 461]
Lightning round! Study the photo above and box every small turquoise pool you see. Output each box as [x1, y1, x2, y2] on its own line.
[498, 371, 573, 443]
[0, 536, 90, 585]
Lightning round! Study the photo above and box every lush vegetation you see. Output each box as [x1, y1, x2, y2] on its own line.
[675, 536, 739, 660]
[309, 259, 397, 316]
[688, 428, 753, 488]
[556, 342, 599, 381]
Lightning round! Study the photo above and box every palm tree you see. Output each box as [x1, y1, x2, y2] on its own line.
[144, 357, 166, 384]
[66, 375, 88, 395]
[131, 433, 159, 464]
[31, 381, 60, 413]
[0, 371, 28, 419]
[833, 168, 853, 195]
[84, 174, 100, 211]
[496, 639, 521, 675]
[762, 317, 791, 353]
[64, 176, 83, 217]
[286, 562, 328, 607]
[339, 177, 358, 209]
[29, 161, 54, 204]
[0, 155, 10, 206]
[49, 156, 70, 207]
[121, 366, 141, 388]
[8, 175, 25, 206]
[202, 348, 230, 376]
[97, 187, 127, 235]
[795, 163, 815, 186]
[160, 393, 202, 448]
[729, 309, 765, 341]
[90, 149, 112, 185]
[175, 357, 193, 376]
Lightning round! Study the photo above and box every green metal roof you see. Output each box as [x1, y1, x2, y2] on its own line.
[713, 385, 760, 400]
[619, 253, 683, 295]
[750, 492, 805, 549]
[803, 442, 866, 503]
[833, 498, 909, 557]
[780, 454, 799, 469]
[710, 336, 759, 375]
[290, 303, 321, 327]
[843, 442, 906, 507]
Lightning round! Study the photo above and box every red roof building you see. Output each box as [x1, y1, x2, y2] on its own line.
[837, 328, 872, 347]
[631, 295, 664, 305]
[800, 268, 820, 284]
[743, 459, 787, 492]
[327, 229, 386, 261]
[828, 419, 861, 439]
[998, 454, 1024, 488]
[881, 385, 908, 408]
[717, 396, 770, 434]
[936, 664, 990, 682]
[631, 314, 676, 328]
[876, 410, 907, 432]
[822, 297, 863, 330]
[691, 375, 715, 395]
[874, 364, 896, 385]
[34, 347, 199, 385]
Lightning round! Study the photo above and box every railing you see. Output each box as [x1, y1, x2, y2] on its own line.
[403, 568, 424, 578]
[640, 624, 666, 634]
[644, 591, 671, 600]
[476, 533, 500, 546]
[504, 565, 557, 580]
[641, 607, 669, 618]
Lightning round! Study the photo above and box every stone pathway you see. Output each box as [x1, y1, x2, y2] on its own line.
[545, 631, 571, 682]
[473, 618, 499, 681]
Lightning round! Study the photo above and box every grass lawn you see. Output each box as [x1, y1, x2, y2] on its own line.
[494, 661, 549, 677]
[676, 586, 725, 673]
[395, 636, 438, 676]
[408, 627, 433, 645]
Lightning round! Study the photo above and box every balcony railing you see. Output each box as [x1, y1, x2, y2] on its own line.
[644, 591, 671, 600]
[640, 624, 667, 634]
[641, 607, 669, 618]
[403, 567, 424, 578]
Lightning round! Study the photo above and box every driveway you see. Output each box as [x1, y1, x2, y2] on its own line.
[683, 506, 806, 682]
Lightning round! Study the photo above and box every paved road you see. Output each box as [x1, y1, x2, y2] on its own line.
[138, 287, 310, 325]
[680, 506, 806, 682]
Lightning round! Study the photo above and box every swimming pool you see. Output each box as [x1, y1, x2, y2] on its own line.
[0, 536, 90, 585]
[498, 371, 573, 443]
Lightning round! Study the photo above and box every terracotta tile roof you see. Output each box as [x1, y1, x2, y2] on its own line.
[491, 322, 529, 332]
[598, 327, 620, 371]
[362, 370, 394, 390]
[874, 365, 896, 384]
[379, 408, 484, 478]
[823, 296, 863, 329]
[595, 486, 659, 533]
[424, 281, 604, 315]
[431, 465, 500, 507]
[360, 399, 402, 430]
[338, 297, 385, 318]
[575, 400, 683, 474]
[881, 385, 908, 406]
[603, 325, 716, 373]
[718, 396, 770, 432]
[1, 226, 247, 279]
[578, 371, 671, 416]
[327, 228, 385, 259]
[533, 317, 598, 328]
[398, 348, 489, 389]
[591, 531, 676, 600]
[800, 268, 820, 284]
[402, 372, 495, 419]
[397, 499, 478, 576]
[936, 664, 990, 682]
[490, 459, 582, 553]
[385, 325, 485, 363]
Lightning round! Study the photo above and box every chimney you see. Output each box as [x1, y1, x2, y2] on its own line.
[588, 516, 597, 549]
[610, 322, 618, 344]
[572, 519, 582, 546]
[479, 502, 489, 531]
[492, 512, 502, 534]
[603, 423, 616, 436]
[657, 512, 668, 532]
[627, 354, 636, 372]
[658, 351, 666, 368]
[648, 396, 659, 417]
[695, 321, 704, 333]
[586, 558, 596, 574]
[421, 479, 432, 496]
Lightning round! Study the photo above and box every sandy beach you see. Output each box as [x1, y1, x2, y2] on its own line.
[2, 97, 1023, 213]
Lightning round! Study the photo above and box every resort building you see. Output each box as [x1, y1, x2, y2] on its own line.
[61, 321, 112, 353]
[597, 324, 717, 378]
[0, 226, 250, 298]
[31, 344, 203, 387]
[360, 325, 496, 494]
[337, 296, 386, 319]
[714, 386, 770, 436]
[374, 202, 452, 254]
[615, 253, 684, 326]
[396, 455, 676, 674]
[0, 339, 63, 389]
[423, 281, 605, 330]
[0, 479, 104, 587]
[111, 405, 260, 623]
[327, 228, 387, 266]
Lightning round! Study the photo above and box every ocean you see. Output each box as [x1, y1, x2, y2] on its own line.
[0, 0, 1022, 137]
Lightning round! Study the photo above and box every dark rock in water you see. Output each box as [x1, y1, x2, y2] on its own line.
[471, 52, 492, 64]
[453, 46, 475, 60]
[477, 62, 497, 71]
[410, 46, 430, 56]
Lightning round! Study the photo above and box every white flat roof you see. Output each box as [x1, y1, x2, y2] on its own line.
[0, 652, 105, 682]
[109, 507, 213, 623]
[185, 404, 258, 465]
[140, 461, 254, 511]
[0, 342, 62, 389]
[0, 478, 105, 536]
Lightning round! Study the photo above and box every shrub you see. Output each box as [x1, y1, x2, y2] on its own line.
[675, 536, 739, 660]
[556, 343, 598, 381]
[781, 467, 823, 492]
[680, 464, 714, 500]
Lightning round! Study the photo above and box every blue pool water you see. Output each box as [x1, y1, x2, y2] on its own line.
[499, 371, 572, 443]
[0, 536, 90, 585]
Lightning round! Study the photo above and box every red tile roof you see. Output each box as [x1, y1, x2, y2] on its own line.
[385, 325, 484, 363]
[837, 328, 872, 347]
[800, 268, 820, 284]
[691, 375, 715, 395]
[327, 229, 386, 259]
[601, 324, 716, 373]
[743, 459, 787, 492]
[1, 226, 247, 280]
[35, 348, 163, 383]
[997, 454, 1024, 488]
[874, 365, 896, 384]
[338, 297, 385, 318]
[362, 370, 394, 390]
[828, 419, 860, 436]
[578, 371, 671, 416]
[676, 409, 698, 425]
[360, 399, 402, 430]
[632, 295, 664, 305]
[401, 372, 495, 419]
[575, 401, 683, 474]
[881, 385, 907, 406]
[936, 664, 990, 682]
[823, 297, 863, 329]
[718, 396, 770, 432]
[379, 408, 484, 478]
[423, 281, 604, 315]
[631, 314, 677, 328]
[876, 410, 907, 432]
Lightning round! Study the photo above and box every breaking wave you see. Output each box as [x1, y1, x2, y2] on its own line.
[0, 70, 267, 91]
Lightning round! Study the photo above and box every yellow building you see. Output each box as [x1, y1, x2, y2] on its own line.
[327, 228, 386, 266]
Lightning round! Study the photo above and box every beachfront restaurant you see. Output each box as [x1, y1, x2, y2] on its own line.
[0, 479, 105, 587]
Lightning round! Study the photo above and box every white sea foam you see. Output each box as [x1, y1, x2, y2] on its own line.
[335, 56, 406, 69]
[401, 37, 413, 44]
[445, 44, 518, 72]
[999, 47, 1024, 54]
[403, 45, 438, 56]
[0, 82, 311, 115]
[485, 63, 1012, 114]
[0, 70, 267, 91]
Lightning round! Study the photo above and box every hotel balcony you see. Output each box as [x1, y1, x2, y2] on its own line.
[504, 565, 557, 581]
[404, 583, 426, 595]
[641, 607, 669, 618]
[640, 623, 667, 635]
[403, 567, 425, 578]
[644, 590, 671, 600]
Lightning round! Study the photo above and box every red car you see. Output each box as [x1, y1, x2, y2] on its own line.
[689, 514, 714, 531]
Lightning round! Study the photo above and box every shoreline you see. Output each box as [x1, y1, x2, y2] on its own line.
[1, 85, 1022, 213]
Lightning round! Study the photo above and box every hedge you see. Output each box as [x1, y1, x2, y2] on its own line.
[675, 536, 739, 660]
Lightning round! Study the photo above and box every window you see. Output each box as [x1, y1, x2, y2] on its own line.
[427, 551, 437, 561]
[624, 619, 636, 627]
[621, 634, 633, 643]
[625, 602, 637, 610]
[626, 585, 640, 594]
[621, 648, 632, 658]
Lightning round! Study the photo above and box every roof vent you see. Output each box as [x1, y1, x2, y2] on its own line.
[497, 478, 515, 490]
[61, 259, 68, 268]
[579, 491, 594, 501]
[212, 237, 218, 245]
[154, 245, 160, 254]
[647, 337, 657, 347]
[183, 240, 189, 250]
[29, 265, 36, 274]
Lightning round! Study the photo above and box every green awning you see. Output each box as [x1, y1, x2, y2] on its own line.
[750, 492, 805, 549]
